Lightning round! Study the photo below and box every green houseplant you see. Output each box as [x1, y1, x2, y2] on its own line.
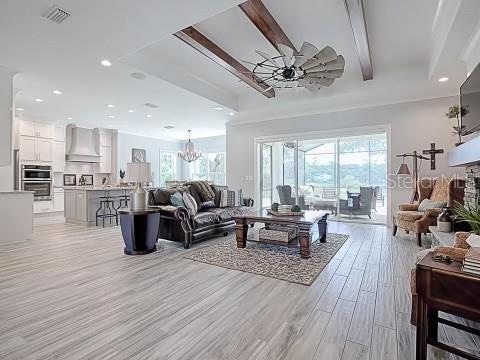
[446, 105, 470, 146]
[453, 201, 480, 235]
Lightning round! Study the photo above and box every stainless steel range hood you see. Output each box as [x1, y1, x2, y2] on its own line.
[66, 126, 100, 163]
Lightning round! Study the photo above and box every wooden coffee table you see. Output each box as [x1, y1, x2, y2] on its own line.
[233, 209, 328, 259]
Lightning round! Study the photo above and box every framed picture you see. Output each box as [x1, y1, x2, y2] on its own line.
[81, 174, 93, 186]
[63, 174, 76, 186]
[132, 148, 146, 163]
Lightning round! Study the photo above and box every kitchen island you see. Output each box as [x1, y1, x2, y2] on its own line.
[64, 186, 136, 226]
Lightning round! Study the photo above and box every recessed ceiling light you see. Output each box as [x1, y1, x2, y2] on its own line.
[438, 77, 449, 82]
[16, 107, 25, 111]
[107, 104, 115, 108]
[100, 59, 112, 67]
[53, 90, 62, 95]
[107, 115, 115, 118]
[146, 114, 152, 118]
[128, 109, 134, 113]
[67, 117, 73, 120]
[228, 112, 235, 116]
[213, 106, 223, 111]
[164, 125, 175, 130]
[35, 98, 44, 103]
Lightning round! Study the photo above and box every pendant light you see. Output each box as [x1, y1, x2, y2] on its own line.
[178, 130, 202, 162]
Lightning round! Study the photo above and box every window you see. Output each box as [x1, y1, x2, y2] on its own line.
[190, 152, 226, 185]
[159, 151, 177, 187]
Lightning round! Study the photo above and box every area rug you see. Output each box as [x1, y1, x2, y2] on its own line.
[184, 233, 348, 286]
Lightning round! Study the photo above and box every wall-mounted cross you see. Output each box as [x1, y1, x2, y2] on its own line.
[422, 143, 444, 170]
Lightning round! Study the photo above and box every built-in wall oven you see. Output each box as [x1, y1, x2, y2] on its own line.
[21, 165, 52, 201]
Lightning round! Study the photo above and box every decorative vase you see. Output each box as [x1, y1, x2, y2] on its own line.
[437, 207, 454, 232]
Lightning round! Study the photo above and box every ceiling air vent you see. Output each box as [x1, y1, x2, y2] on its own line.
[44, 5, 71, 24]
[144, 103, 159, 109]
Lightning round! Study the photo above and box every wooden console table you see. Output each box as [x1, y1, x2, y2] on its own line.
[415, 253, 480, 360]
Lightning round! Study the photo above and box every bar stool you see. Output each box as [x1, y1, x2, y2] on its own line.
[115, 189, 130, 211]
[96, 191, 118, 227]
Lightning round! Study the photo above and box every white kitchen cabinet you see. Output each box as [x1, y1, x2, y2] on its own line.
[37, 139, 53, 162]
[19, 120, 53, 139]
[54, 189, 64, 212]
[53, 141, 65, 172]
[19, 121, 36, 137]
[33, 201, 54, 214]
[19, 137, 37, 161]
[54, 126, 65, 142]
[95, 146, 112, 173]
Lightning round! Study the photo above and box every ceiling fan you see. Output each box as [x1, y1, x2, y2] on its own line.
[243, 42, 345, 92]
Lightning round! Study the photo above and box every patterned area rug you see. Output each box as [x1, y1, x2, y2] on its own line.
[184, 233, 348, 286]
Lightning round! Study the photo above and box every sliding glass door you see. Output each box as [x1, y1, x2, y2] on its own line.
[258, 133, 387, 224]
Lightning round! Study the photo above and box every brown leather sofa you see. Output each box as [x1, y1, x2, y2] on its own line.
[148, 186, 253, 249]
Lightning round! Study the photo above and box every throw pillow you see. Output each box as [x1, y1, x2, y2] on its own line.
[418, 199, 447, 212]
[219, 189, 229, 208]
[182, 192, 198, 215]
[199, 200, 215, 210]
[226, 190, 236, 207]
[170, 192, 185, 207]
[211, 185, 228, 208]
[188, 186, 203, 208]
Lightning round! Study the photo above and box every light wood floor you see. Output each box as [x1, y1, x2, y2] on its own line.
[0, 214, 478, 359]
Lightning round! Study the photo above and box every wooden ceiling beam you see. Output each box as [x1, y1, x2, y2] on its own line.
[239, 0, 298, 55]
[173, 26, 275, 98]
[344, 0, 373, 81]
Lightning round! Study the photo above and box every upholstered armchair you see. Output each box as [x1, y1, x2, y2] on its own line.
[393, 178, 465, 246]
[276, 185, 306, 209]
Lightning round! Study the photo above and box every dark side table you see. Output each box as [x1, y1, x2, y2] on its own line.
[118, 208, 161, 255]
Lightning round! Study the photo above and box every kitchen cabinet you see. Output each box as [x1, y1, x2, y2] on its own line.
[19, 120, 53, 139]
[95, 146, 112, 173]
[19, 137, 36, 161]
[20, 137, 53, 162]
[33, 201, 54, 214]
[54, 189, 64, 212]
[37, 139, 53, 162]
[53, 141, 65, 172]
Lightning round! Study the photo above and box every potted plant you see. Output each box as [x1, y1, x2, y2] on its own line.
[453, 201, 480, 235]
[446, 105, 470, 146]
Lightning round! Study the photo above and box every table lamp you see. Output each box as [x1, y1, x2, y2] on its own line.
[125, 162, 152, 210]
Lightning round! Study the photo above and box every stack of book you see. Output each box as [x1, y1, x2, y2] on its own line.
[462, 247, 480, 276]
[277, 205, 293, 214]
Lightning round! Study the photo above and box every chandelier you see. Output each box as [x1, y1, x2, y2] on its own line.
[178, 130, 202, 162]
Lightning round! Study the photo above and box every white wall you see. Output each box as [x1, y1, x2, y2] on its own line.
[0, 66, 16, 191]
[226, 96, 464, 225]
[117, 132, 181, 186]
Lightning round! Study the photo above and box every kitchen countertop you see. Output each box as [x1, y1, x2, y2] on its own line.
[0, 190, 35, 194]
[62, 186, 136, 191]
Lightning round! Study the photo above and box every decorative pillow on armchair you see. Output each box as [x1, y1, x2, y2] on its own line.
[418, 199, 447, 212]
[170, 192, 185, 207]
[182, 192, 198, 215]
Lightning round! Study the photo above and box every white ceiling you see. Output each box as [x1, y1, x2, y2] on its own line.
[1, 0, 480, 139]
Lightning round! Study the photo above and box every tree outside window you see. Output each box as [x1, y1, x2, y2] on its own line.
[159, 151, 176, 187]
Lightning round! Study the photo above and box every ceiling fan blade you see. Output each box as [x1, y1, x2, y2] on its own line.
[242, 60, 259, 67]
[324, 69, 345, 79]
[300, 58, 323, 71]
[255, 50, 280, 67]
[277, 44, 294, 67]
[306, 57, 345, 73]
[307, 69, 345, 79]
[304, 77, 335, 87]
[315, 46, 338, 63]
[262, 85, 274, 93]
[299, 78, 321, 92]
[294, 42, 319, 67]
